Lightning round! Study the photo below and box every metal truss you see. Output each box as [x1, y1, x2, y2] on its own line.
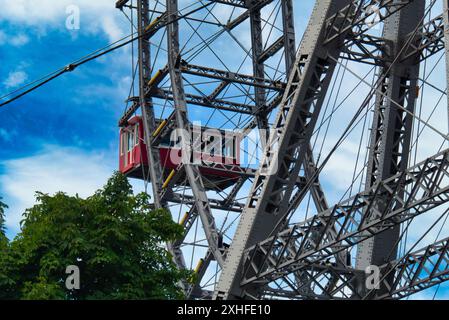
[214, 0, 418, 300]
[119, 62, 285, 126]
[255, 234, 449, 300]
[136, 0, 166, 209]
[376, 236, 449, 299]
[355, 1, 424, 297]
[168, 193, 245, 212]
[240, 149, 449, 292]
[249, 0, 269, 132]
[259, 234, 449, 300]
[323, 0, 415, 45]
[180, 62, 286, 91]
[341, 33, 388, 66]
[133, 0, 190, 290]
[401, 13, 445, 62]
[215, 0, 356, 300]
[208, 0, 246, 8]
[118, 0, 301, 297]
[166, 0, 226, 268]
[117, 0, 449, 300]
[152, 89, 255, 114]
[341, 10, 446, 67]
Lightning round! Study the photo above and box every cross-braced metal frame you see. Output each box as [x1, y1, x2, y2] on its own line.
[116, 0, 449, 300]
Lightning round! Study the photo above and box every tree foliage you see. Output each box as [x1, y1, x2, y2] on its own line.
[0, 198, 7, 247]
[0, 173, 190, 300]
[0, 198, 14, 299]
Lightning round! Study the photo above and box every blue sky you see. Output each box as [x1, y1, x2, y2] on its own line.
[1, 0, 448, 299]
[0, 0, 132, 238]
[0, 0, 316, 237]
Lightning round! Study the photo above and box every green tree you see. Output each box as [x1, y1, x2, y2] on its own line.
[0, 198, 7, 247]
[0, 173, 190, 300]
[0, 198, 15, 299]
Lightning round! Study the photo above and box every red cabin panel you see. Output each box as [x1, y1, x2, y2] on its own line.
[119, 116, 148, 176]
[119, 116, 243, 190]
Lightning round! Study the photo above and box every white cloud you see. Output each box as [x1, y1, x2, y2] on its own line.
[10, 33, 30, 46]
[0, 0, 127, 41]
[100, 15, 125, 43]
[0, 30, 29, 47]
[0, 145, 115, 234]
[321, 140, 365, 192]
[0, 0, 111, 23]
[3, 70, 28, 88]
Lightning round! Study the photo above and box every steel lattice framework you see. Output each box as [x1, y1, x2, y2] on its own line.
[115, 0, 449, 300]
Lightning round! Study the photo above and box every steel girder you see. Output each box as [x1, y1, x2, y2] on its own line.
[163, 0, 297, 297]
[136, 0, 166, 209]
[279, 0, 331, 219]
[341, 33, 388, 66]
[214, 0, 355, 300]
[119, 63, 285, 126]
[341, 11, 446, 67]
[255, 234, 449, 300]
[323, 0, 415, 45]
[116, 0, 130, 9]
[151, 89, 255, 114]
[249, 0, 270, 132]
[168, 193, 245, 212]
[281, 0, 296, 74]
[215, 0, 418, 300]
[180, 62, 286, 91]
[278, 1, 332, 220]
[401, 13, 445, 62]
[375, 236, 449, 300]
[116, 0, 325, 299]
[259, 235, 449, 300]
[279, 0, 347, 296]
[166, 0, 226, 268]
[355, 1, 425, 296]
[239, 149, 449, 291]
[135, 0, 189, 289]
[239, 0, 418, 256]
[120, 0, 449, 301]
[259, 37, 284, 64]
[208, 0, 246, 8]
[444, 1, 449, 135]
[119, 12, 169, 127]
[163, 0, 300, 297]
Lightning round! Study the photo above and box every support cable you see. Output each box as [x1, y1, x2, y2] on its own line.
[274, 0, 438, 235]
[0, 2, 214, 108]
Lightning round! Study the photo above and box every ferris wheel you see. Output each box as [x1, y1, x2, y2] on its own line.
[115, 0, 449, 300]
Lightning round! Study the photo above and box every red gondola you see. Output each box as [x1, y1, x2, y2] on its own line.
[119, 116, 244, 190]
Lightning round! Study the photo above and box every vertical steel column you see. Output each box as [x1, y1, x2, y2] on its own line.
[444, 1, 449, 133]
[137, 0, 188, 289]
[280, 0, 343, 291]
[281, 0, 330, 215]
[137, 0, 165, 208]
[166, 0, 225, 267]
[281, 0, 296, 73]
[214, 0, 351, 300]
[356, 0, 424, 293]
[248, 0, 269, 132]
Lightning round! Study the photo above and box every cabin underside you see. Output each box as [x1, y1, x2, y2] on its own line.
[124, 164, 241, 191]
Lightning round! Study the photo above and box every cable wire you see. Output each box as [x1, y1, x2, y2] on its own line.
[0, 2, 213, 108]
